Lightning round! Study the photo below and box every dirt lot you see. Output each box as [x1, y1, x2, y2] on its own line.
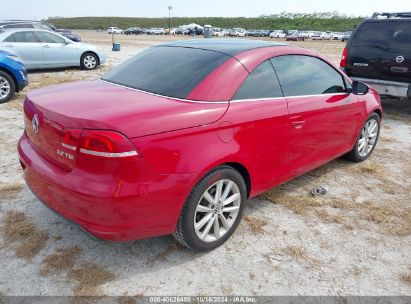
[0, 31, 410, 297]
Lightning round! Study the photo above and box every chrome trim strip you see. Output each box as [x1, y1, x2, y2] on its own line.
[351, 77, 410, 88]
[100, 80, 229, 104]
[61, 143, 76, 151]
[230, 92, 349, 103]
[79, 148, 138, 158]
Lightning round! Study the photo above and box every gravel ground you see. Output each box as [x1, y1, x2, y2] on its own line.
[0, 31, 410, 297]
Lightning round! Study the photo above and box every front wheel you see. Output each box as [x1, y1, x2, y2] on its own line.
[345, 113, 380, 162]
[81, 53, 98, 70]
[173, 166, 246, 251]
[0, 71, 15, 104]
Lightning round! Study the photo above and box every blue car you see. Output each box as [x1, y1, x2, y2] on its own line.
[0, 50, 28, 103]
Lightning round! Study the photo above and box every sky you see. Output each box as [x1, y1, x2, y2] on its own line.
[2, 0, 410, 20]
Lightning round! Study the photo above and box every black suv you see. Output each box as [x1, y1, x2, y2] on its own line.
[340, 12, 411, 99]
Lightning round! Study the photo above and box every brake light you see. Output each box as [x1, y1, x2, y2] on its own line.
[60, 129, 139, 159]
[79, 130, 138, 158]
[62, 129, 81, 151]
[340, 47, 348, 68]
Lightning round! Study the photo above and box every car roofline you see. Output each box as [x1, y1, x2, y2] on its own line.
[155, 39, 290, 57]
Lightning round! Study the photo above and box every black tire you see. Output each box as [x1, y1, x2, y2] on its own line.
[345, 113, 381, 162]
[80, 52, 98, 70]
[0, 70, 15, 104]
[173, 165, 247, 251]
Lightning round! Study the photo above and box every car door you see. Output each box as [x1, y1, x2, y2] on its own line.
[35, 31, 78, 68]
[271, 55, 361, 176]
[1, 31, 44, 69]
[227, 60, 290, 192]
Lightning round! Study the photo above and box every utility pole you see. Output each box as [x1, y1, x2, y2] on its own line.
[168, 6, 173, 34]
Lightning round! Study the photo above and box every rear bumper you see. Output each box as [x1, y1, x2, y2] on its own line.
[18, 132, 195, 241]
[351, 77, 411, 98]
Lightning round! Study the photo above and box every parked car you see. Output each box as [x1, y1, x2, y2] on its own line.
[269, 30, 286, 38]
[286, 31, 304, 41]
[298, 31, 310, 39]
[311, 32, 323, 40]
[322, 32, 333, 40]
[0, 29, 106, 70]
[19, 39, 382, 251]
[0, 50, 28, 103]
[0, 20, 82, 42]
[332, 32, 344, 40]
[245, 29, 257, 37]
[124, 27, 143, 35]
[341, 30, 353, 42]
[340, 12, 411, 99]
[153, 28, 166, 35]
[213, 28, 225, 37]
[107, 27, 123, 34]
[229, 28, 246, 37]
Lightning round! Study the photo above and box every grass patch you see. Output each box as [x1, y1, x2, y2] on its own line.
[2, 211, 48, 259]
[281, 246, 306, 259]
[68, 263, 115, 296]
[263, 190, 325, 215]
[40, 245, 82, 276]
[243, 216, 268, 234]
[400, 271, 411, 286]
[362, 202, 411, 236]
[0, 182, 23, 201]
[264, 187, 410, 236]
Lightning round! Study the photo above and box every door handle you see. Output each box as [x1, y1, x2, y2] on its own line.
[43, 45, 50, 48]
[291, 121, 305, 129]
[290, 115, 305, 129]
[5, 45, 13, 48]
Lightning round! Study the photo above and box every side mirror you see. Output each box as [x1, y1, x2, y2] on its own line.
[351, 81, 369, 95]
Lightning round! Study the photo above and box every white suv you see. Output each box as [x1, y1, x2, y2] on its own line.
[107, 27, 123, 34]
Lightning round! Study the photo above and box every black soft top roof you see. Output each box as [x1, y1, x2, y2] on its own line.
[159, 38, 288, 56]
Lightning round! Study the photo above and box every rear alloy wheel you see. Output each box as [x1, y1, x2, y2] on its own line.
[81, 53, 98, 70]
[345, 113, 380, 162]
[0, 71, 15, 104]
[173, 166, 246, 251]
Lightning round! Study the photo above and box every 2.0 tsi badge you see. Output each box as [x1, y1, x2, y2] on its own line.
[32, 114, 39, 134]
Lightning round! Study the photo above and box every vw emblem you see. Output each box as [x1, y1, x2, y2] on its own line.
[32, 114, 39, 134]
[396, 56, 405, 63]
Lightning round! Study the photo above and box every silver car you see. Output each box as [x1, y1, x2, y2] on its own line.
[0, 29, 106, 70]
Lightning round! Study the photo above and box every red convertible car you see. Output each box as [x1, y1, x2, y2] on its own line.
[18, 39, 382, 251]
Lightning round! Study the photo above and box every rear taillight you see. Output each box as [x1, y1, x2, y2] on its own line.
[62, 129, 81, 151]
[340, 47, 348, 68]
[60, 129, 138, 159]
[79, 130, 138, 158]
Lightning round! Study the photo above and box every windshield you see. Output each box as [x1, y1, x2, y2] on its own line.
[102, 46, 230, 99]
[352, 21, 411, 52]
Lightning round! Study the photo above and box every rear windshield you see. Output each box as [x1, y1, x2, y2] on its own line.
[102, 46, 230, 99]
[351, 21, 411, 52]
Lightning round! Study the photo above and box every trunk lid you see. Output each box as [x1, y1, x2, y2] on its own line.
[24, 80, 228, 170]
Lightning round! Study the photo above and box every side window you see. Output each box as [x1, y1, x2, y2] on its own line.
[12, 31, 38, 43]
[37, 32, 65, 44]
[232, 60, 283, 100]
[271, 55, 346, 97]
[390, 21, 411, 52]
[3, 34, 15, 42]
